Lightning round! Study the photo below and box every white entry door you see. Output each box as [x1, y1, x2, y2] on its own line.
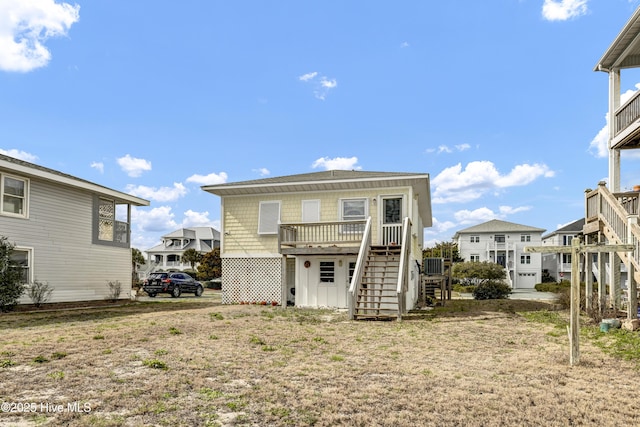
[380, 196, 404, 245]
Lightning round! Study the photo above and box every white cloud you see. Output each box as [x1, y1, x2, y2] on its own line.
[253, 168, 270, 176]
[117, 154, 152, 177]
[438, 145, 452, 154]
[131, 206, 178, 233]
[299, 71, 338, 100]
[90, 161, 104, 173]
[400, 41, 409, 48]
[181, 210, 213, 228]
[453, 205, 531, 226]
[423, 216, 456, 237]
[0, 0, 80, 72]
[126, 183, 187, 202]
[298, 71, 318, 82]
[428, 144, 471, 154]
[312, 156, 361, 171]
[432, 161, 554, 204]
[542, 0, 588, 21]
[455, 143, 471, 151]
[0, 148, 38, 162]
[185, 171, 228, 185]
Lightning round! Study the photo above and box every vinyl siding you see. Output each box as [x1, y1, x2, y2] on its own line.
[0, 175, 132, 303]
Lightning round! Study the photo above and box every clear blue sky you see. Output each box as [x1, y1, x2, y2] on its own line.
[2, 0, 640, 252]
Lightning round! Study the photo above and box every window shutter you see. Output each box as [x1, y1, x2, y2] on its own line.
[302, 200, 320, 222]
[258, 201, 280, 234]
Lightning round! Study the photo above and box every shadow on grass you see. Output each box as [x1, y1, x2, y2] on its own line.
[0, 297, 221, 329]
[405, 299, 558, 321]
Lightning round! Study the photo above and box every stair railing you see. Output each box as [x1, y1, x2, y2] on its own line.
[348, 217, 372, 320]
[395, 217, 412, 321]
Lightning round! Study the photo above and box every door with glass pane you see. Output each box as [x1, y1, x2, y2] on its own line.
[381, 196, 403, 245]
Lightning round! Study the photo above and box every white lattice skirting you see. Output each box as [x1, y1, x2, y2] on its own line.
[222, 257, 282, 304]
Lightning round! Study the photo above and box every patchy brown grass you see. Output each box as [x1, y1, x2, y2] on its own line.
[1, 292, 639, 427]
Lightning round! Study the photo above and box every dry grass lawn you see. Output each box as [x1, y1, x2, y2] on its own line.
[1, 291, 639, 427]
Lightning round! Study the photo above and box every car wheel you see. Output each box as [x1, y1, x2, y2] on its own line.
[148, 292, 156, 298]
[171, 286, 181, 298]
[195, 285, 203, 297]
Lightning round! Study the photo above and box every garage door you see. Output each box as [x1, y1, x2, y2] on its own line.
[516, 273, 537, 289]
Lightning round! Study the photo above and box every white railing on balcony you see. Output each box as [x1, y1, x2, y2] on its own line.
[279, 220, 367, 249]
[348, 218, 372, 320]
[381, 224, 403, 245]
[395, 217, 412, 321]
[614, 89, 640, 137]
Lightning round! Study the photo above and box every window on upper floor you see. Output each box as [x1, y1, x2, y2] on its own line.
[563, 235, 573, 246]
[470, 235, 480, 243]
[258, 201, 280, 235]
[340, 198, 367, 233]
[1, 174, 29, 218]
[93, 197, 131, 248]
[302, 200, 320, 222]
[520, 255, 531, 264]
[521, 234, 531, 242]
[495, 235, 506, 243]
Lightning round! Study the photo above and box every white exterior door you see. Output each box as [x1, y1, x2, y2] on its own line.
[300, 257, 354, 308]
[380, 196, 404, 245]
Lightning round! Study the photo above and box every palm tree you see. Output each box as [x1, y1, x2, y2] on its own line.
[182, 248, 202, 272]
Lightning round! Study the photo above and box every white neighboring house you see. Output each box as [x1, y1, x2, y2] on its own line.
[0, 154, 150, 304]
[144, 227, 220, 274]
[541, 219, 584, 283]
[453, 219, 545, 289]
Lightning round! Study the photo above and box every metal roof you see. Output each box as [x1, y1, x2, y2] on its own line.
[202, 170, 432, 225]
[453, 219, 546, 239]
[0, 154, 149, 206]
[595, 7, 640, 72]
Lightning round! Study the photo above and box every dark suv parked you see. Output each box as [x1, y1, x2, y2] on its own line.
[143, 272, 204, 298]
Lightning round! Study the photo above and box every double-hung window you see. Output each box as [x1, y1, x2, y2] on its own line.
[340, 198, 367, 233]
[10, 247, 32, 284]
[520, 255, 531, 264]
[1, 174, 29, 218]
[93, 197, 131, 247]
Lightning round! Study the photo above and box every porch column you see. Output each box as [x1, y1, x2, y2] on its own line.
[609, 251, 621, 308]
[628, 263, 638, 320]
[597, 250, 607, 313]
[585, 235, 594, 311]
[608, 69, 621, 192]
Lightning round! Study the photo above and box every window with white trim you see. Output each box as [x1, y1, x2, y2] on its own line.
[521, 234, 531, 242]
[340, 198, 367, 233]
[470, 254, 480, 262]
[520, 255, 531, 264]
[10, 247, 32, 284]
[470, 235, 479, 243]
[258, 201, 280, 235]
[1, 174, 29, 218]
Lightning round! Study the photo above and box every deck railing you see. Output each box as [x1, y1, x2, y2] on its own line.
[395, 217, 412, 320]
[279, 220, 367, 249]
[348, 218, 372, 320]
[614, 89, 640, 137]
[585, 182, 640, 278]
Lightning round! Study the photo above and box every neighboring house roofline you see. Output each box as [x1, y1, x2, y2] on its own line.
[452, 219, 545, 240]
[202, 170, 431, 226]
[0, 154, 149, 206]
[541, 218, 585, 240]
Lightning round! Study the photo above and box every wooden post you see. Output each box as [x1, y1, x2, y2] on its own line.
[570, 239, 580, 365]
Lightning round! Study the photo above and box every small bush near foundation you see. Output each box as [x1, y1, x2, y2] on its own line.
[535, 281, 570, 293]
[0, 236, 26, 312]
[472, 281, 511, 300]
[106, 280, 122, 302]
[27, 280, 53, 307]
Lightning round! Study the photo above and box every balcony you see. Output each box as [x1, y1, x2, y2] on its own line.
[612, 90, 640, 149]
[278, 220, 367, 255]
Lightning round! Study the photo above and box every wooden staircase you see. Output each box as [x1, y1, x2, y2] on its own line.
[353, 245, 401, 320]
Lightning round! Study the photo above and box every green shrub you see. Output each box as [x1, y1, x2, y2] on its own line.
[453, 284, 476, 293]
[27, 280, 53, 307]
[535, 281, 570, 293]
[0, 236, 26, 312]
[472, 281, 511, 300]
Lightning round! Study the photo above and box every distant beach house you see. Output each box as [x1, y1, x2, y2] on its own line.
[453, 219, 545, 289]
[0, 154, 149, 304]
[202, 170, 432, 320]
[143, 227, 220, 274]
